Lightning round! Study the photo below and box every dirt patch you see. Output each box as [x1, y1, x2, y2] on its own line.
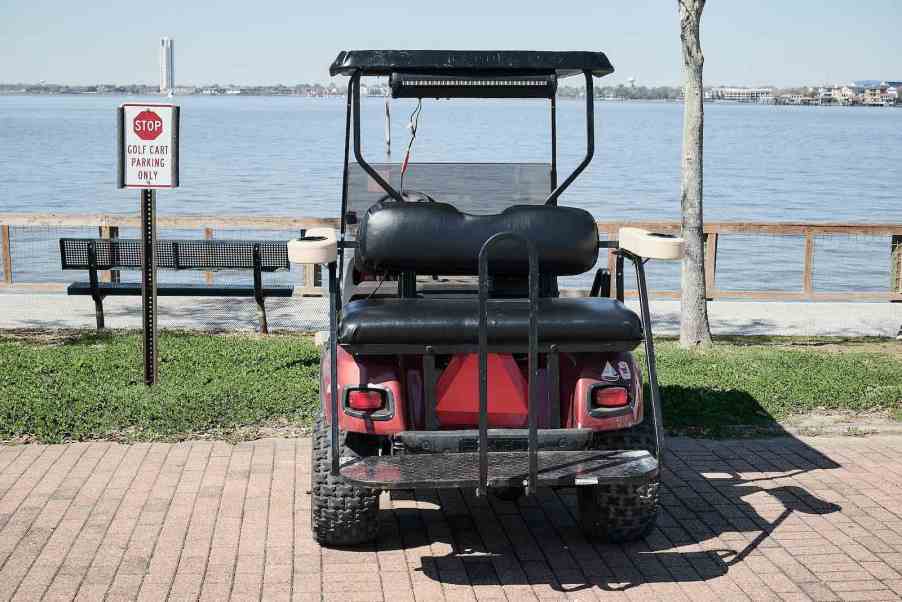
[780, 409, 902, 436]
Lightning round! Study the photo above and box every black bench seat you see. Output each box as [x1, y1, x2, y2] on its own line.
[338, 297, 643, 352]
[67, 282, 295, 298]
[60, 238, 295, 332]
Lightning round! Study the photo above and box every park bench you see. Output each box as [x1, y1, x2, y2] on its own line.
[59, 238, 294, 333]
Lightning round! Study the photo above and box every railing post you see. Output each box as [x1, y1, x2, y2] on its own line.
[204, 228, 214, 285]
[704, 232, 718, 300]
[1, 225, 11, 285]
[304, 263, 316, 293]
[99, 225, 120, 283]
[803, 229, 815, 298]
[892, 235, 902, 299]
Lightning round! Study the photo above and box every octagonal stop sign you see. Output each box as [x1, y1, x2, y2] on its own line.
[133, 109, 163, 141]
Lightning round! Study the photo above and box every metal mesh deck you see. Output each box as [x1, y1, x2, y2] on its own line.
[339, 450, 657, 489]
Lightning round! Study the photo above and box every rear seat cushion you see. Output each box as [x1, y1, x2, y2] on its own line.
[338, 297, 643, 347]
[355, 202, 598, 276]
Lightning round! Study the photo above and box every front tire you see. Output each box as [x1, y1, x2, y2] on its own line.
[310, 413, 380, 546]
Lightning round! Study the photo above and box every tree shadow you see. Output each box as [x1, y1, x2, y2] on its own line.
[658, 385, 789, 436]
[328, 388, 844, 594]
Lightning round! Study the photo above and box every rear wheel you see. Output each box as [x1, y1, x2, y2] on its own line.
[579, 416, 660, 542]
[491, 486, 524, 502]
[310, 412, 381, 546]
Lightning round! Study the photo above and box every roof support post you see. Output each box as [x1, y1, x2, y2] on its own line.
[544, 71, 594, 205]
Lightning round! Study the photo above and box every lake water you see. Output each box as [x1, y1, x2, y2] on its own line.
[1, 95, 901, 292]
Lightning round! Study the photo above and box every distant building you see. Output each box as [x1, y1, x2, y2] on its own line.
[160, 37, 174, 96]
[833, 85, 864, 105]
[710, 87, 773, 103]
[779, 94, 804, 105]
[863, 83, 894, 106]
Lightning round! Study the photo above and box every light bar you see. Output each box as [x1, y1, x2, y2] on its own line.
[390, 73, 557, 99]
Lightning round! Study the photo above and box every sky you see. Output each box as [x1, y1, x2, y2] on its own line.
[1, 0, 900, 87]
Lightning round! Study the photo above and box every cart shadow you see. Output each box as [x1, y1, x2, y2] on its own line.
[359, 389, 843, 594]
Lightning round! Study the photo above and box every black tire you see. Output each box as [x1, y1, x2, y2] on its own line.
[491, 486, 524, 502]
[579, 415, 661, 542]
[310, 413, 380, 546]
[589, 412, 658, 455]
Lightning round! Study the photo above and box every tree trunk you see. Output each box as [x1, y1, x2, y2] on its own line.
[678, 0, 713, 348]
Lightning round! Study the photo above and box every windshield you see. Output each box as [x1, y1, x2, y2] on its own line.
[345, 162, 551, 231]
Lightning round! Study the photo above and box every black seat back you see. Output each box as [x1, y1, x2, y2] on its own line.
[355, 202, 598, 276]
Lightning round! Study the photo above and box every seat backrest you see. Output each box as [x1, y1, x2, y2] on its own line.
[59, 239, 290, 272]
[354, 202, 598, 276]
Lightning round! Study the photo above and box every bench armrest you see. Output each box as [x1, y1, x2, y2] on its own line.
[618, 227, 684, 260]
[287, 228, 337, 265]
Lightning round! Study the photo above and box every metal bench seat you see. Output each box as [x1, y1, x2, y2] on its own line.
[60, 238, 294, 332]
[67, 282, 294, 298]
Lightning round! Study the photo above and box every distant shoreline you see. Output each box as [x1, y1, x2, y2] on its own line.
[2, 92, 899, 109]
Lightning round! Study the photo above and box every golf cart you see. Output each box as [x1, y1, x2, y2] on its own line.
[288, 50, 683, 546]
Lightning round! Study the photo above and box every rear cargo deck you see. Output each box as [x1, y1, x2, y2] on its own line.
[339, 450, 657, 489]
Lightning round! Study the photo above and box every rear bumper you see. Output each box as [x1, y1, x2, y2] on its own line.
[397, 428, 594, 453]
[339, 449, 658, 490]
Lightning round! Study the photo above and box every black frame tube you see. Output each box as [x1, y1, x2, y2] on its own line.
[347, 69, 596, 208]
[328, 261, 341, 475]
[423, 349, 438, 430]
[623, 251, 665, 464]
[548, 345, 560, 428]
[337, 81, 354, 290]
[478, 232, 539, 496]
[550, 95, 558, 190]
[351, 73, 405, 203]
[615, 253, 625, 302]
[544, 71, 594, 205]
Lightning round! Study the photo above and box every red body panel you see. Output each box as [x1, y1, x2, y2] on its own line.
[321, 346, 407, 434]
[321, 348, 643, 435]
[568, 353, 643, 430]
[435, 353, 528, 427]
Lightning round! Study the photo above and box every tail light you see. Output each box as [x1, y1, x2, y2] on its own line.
[348, 389, 386, 411]
[592, 386, 629, 409]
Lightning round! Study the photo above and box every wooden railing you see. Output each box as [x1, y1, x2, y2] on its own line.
[595, 221, 902, 302]
[1, 213, 901, 302]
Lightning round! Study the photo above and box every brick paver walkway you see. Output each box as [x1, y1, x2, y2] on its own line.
[0, 436, 901, 601]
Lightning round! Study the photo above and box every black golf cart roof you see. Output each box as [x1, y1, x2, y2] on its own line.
[329, 50, 614, 78]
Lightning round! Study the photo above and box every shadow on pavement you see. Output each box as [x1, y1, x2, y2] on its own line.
[332, 393, 844, 594]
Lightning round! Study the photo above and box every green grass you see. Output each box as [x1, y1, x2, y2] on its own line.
[642, 340, 902, 435]
[0, 332, 899, 442]
[0, 331, 320, 443]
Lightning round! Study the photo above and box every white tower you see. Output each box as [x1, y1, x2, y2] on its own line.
[160, 37, 174, 96]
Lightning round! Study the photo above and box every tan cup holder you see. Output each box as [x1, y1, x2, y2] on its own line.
[618, 227, 685, 260]
[287, 228, 337, 264]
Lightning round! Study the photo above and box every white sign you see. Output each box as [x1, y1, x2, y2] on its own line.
[119, 103, 179, 189]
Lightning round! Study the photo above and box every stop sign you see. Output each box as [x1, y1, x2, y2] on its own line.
[133, 109, 163, 141]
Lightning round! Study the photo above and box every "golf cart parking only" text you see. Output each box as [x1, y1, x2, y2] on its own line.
[127, 144, 169, 182]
